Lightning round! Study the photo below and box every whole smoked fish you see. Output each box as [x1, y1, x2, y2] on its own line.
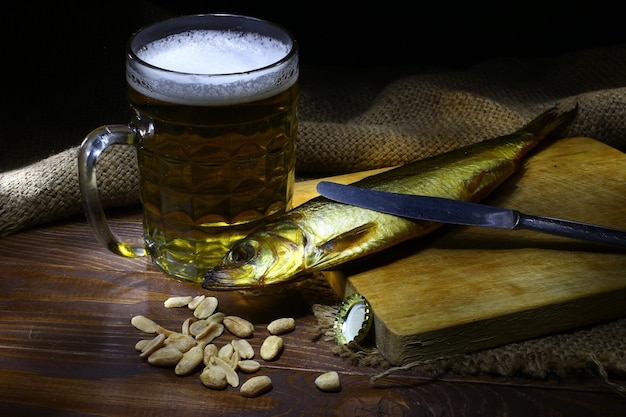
[203, 105, 578, 290]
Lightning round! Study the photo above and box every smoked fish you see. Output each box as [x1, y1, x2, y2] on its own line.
[203, 105, 578, 290]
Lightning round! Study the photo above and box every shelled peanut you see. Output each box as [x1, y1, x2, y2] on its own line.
[131, 295, 306, 397]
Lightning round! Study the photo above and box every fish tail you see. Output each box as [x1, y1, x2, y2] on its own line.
[521, 103, 579, 139]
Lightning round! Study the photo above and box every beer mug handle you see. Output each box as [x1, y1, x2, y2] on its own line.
[78, 125, 147, 257]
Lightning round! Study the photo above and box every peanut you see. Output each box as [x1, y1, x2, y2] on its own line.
[214, 342, 238, 368]
[267, 317, 295, 335]
[147, 346, 183, 367]
[206, 312, 225, 326]
[208, 356, 239, 387]
[231, 339, 254, 360]
[187, 295, 205, 310]
[175, 345, 204, 376]
[240, 375, 272, 398]
[193, 296, 218, 319]
[181, 317, 195, 335]
[218, 343, 235, 363]
[195, 322, 224, 344]
[260, 335, 283, 361]
[229, 350, 240, 370]
[131, 315, 158, 334]
[138, 333, 166, 358]
[134, 339, 151, 351]
[188, 319, 210, 337]
[223, 316, 255, 338]
[314, 371, 341, 392]
[155, 325, 176, 337]
[200, 367, 228, 390]
[164, 295, 193, 308]
[165, 333, 196, 353]
[237, 360, 261, 373]
[203, 343, 218, 367]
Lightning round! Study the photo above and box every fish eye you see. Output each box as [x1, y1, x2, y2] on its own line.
[227, 242, 257, 264]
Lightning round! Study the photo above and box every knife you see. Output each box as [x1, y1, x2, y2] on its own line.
[316, 181, 626, 248]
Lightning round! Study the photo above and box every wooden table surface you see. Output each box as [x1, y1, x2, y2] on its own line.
[2, 195, 626, 416]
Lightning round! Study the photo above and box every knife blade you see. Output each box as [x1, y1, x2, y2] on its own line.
[316, 181, 626, 248]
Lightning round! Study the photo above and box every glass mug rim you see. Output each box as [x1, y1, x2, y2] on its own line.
[126, 14, 299, 106]
[127, 13, 299, 77]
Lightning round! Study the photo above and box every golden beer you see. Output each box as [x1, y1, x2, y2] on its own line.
[128, 16, 298, 282]
[127, 84, 297, 281]
[79, 14, 298, 283]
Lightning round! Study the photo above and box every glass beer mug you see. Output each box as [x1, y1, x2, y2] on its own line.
[78, 14, 299, 283]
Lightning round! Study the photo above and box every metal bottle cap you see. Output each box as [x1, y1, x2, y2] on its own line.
[334, 293, 372, 345]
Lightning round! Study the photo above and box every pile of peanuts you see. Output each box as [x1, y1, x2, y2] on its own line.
[131, 294, 341, 397]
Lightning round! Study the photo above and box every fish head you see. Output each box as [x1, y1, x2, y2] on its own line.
[202, 220, 306, 290]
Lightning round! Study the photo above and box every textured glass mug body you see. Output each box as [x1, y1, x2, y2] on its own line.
[79, 14, 298, 283]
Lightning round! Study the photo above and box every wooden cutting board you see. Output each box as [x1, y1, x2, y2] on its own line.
[293, 137, 626, 366]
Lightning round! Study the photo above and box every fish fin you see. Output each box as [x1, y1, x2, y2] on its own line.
[521, 103, 578, 138]
[464, 163, 515, 199]
[465, 171, 486, 195]
[319, 223, 377, 252]
[313, 223, 378, 267]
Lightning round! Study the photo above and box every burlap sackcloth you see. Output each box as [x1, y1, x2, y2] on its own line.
[1, 43, 626, 386]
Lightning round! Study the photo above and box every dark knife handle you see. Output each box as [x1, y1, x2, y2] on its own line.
[516, 212, 626, 248]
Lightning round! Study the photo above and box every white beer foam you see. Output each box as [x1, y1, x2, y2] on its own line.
[128, 30, 297, 106]
[139, 30, 288, 74]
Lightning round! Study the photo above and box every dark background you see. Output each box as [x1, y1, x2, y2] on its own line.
[2, 0, 624, 171]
